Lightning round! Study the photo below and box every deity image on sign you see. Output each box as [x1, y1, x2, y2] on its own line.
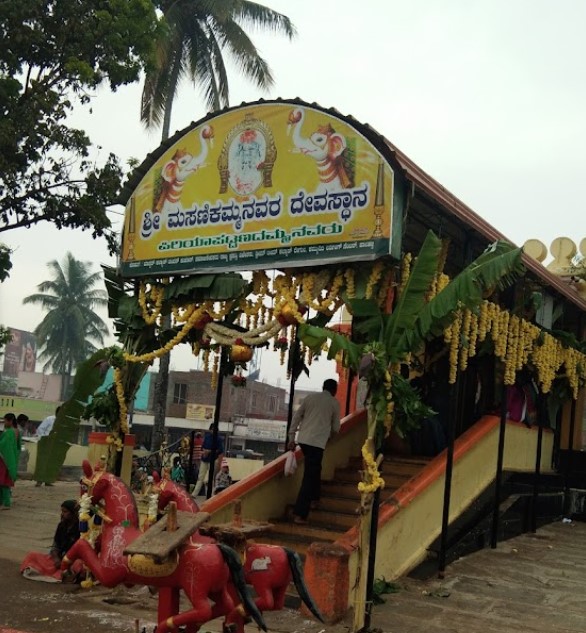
[218, 112, 277, 196]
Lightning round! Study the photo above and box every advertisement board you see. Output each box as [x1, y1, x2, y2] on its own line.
[120, 102, 394, 277]
[186, 403, 215, 423]
[2, 328, 37, 378]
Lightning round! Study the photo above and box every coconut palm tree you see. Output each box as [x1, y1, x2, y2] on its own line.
[23, 253, 109, 399]
[142, 0, 295, 456]
[141, 0, 296, 135]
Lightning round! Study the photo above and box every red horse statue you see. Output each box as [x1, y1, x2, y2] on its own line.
[152, 474, 323, 632]
[62, 461, 265, 633]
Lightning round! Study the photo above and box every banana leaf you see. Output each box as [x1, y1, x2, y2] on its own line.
[165, 272, 247, 302]
[34, 349, 110, 484]
[399, 241, 524, 356]
[383, 231, 443, 362]
[298, 323, 363, 370]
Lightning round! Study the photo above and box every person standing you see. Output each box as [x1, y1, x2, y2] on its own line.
[35, 406, 60, 486]
[287, 379, 340, 524]
[189, 431, 204, 489]
[36, 406, 60, 437]
[191, 423, 224, 498]
[0, 413, 22, 509]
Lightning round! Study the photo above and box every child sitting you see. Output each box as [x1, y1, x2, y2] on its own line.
[214, 458, 232, 494]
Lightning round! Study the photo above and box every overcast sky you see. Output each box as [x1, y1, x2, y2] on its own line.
[1, 0, 585, 390]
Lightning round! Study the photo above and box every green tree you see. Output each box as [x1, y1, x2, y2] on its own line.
[0, 244, 13, 357]
[23, 253, 109, 399]
[141, 0, 295, 456]
[141, 0, 296, 133]
[0, 0, 159, 255]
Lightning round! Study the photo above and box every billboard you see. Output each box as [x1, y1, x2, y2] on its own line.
[186, 403, 215, 423]
[2, 328, 37, 378]
[120, 102, 394, 277]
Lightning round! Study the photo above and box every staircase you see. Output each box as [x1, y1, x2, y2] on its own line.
[262, 454, 432, 556]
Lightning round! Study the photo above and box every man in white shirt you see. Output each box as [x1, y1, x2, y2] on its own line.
[36, 407, 60, 437]
[287, 379, 340, 524]
[35, 406, 60, 486]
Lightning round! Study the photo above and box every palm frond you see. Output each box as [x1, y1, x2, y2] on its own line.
[211, 17, 274, 90]
[234, 1, 296, 38]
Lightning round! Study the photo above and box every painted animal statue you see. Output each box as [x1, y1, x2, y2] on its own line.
[153, 475, 324, 633]
[150, 471, 215, 545]
[288, 107, 352, 190]
[154, 125, 214, 214]
[62, 461, 265, 633]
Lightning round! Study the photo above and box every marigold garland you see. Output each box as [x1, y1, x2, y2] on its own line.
[113, 367, 128, 434]
[138, 282, 165, 325]
[358, 440, 385, 494]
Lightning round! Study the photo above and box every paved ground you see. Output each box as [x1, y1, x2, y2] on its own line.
[1, 479, 586, 632]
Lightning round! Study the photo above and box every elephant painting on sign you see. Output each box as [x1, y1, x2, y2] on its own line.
[288, 107, 354, 191]
[154, 125, 214, 215]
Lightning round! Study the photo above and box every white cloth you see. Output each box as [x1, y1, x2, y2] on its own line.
[192, 461, 211, 497]
[288, 390, 340, 449]
[36, 415, 55, 437]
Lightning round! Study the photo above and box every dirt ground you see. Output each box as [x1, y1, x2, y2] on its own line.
[2, 480, 586, 633]
[0, 562, 339, 633]
[0, 480, 346, 633]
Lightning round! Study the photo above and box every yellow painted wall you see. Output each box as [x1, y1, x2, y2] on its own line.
[208, 414, 367, 525]
[559, 388, 585, 450]
[23, 440, 88, 474]
[347, 421, 554, 604]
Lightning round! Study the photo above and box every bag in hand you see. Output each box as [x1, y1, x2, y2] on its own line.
[284, 450, 297, 477]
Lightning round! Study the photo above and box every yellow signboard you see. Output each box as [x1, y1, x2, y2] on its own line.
[185, 403, 215, 422]
[121, 102, 394, 277]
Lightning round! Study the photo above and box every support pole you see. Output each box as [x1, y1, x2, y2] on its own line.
[345, 368, 355, 417]
[490, 373, 509, 548]
[438, 377, 459, 576]
[286, 325, 300, 441]
[530, 401, 545, 533]
[362, 483, 381, 632]
[563, 398, 578, 516]
[206, 347, 227, 499]
[345, 321, 356, 417]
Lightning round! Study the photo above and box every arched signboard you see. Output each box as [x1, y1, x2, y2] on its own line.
[120, 101, 395, 277]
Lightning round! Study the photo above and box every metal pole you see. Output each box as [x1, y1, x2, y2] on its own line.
[563, 398, 577, 516]
[490, 373, 508, 548]
[345, 369, 355, 417]
[285, 326, 300, 441]
[438, 377, 459, 576]
[206, 347, 227, 499]
[531, 407, 544, 533]
[363, 484, 381, 632]
[345, 320, 355, 417]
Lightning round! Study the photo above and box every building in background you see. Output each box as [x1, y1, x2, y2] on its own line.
[1, 328, 38, 395]
[128, 369, 290, 462]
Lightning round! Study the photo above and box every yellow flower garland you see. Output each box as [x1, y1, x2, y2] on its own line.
[113, 367, 128, 434]
[358, 440, 385, 494]
[442, 300, 585, 395]
[124, 304, 208, 364]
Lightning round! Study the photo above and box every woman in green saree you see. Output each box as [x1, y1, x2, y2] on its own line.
[0, 413, 22, 509]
